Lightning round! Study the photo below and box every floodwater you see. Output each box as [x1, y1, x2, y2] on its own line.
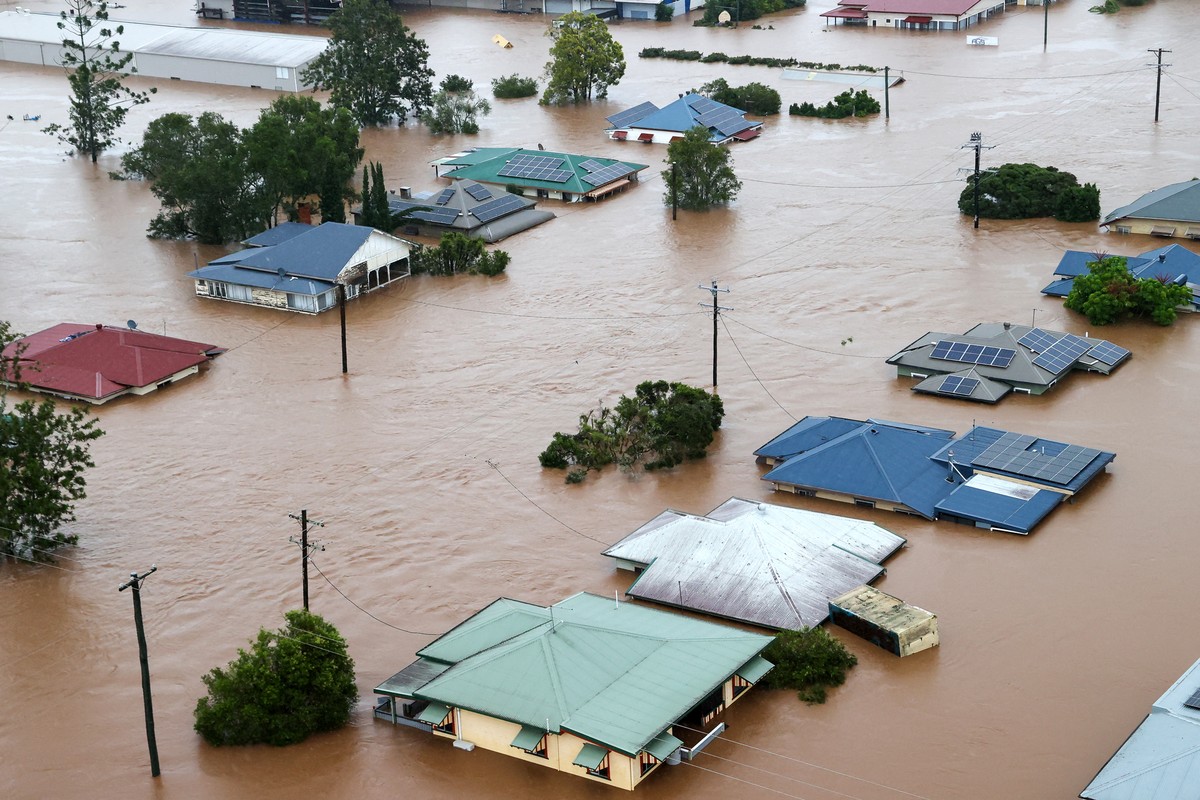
[2, 1, 1199, 798]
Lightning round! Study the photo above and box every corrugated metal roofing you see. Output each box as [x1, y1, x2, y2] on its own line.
[1043, 244, 1200, 308]
[399, 592, 772, 757]
[753, 416, 867, 461]
[375, 657, 450, 698]
[933, 478, 1062, 534]
[604, 497, 905, 629]
[437, 149, 647, 195]
[242, 221, 313, 248]
[829, 585, 935, 636]
[1081, 656, 1200, 799]
[136, 27, 327, 67]
[1102, 179, 1200, 226]
[377, 179, 555, 242]
[607, 94, 761, 142]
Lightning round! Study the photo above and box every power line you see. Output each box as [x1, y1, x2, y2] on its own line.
[694, 749, 873, 800]
[308, 557, 440, 637]
[895, 65, 1150, 81]
[396, 296, 707, 322]
[723, 315, 889, 359]
[485, 460, 612, 546]
[683, 759, 815, 800]
[719, 316, 796, 421]
[740, 177, 960, 190]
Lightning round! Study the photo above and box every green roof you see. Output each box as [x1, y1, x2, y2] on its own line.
[437, 148, 648, 195]
[405, 592, 772, 758]
[573, 742, 609, 770]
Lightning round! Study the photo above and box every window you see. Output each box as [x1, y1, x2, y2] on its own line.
[208, 281, 228, 298]
[433, 710, 455, 735]
[588, 753, 611, 780]
[276, 66, 290, 79]
[1115, 225, 1131, 234]
[520, 734, 549, 759]
[639, 752, 659, 776]
[227, 284, 253, 302]
[732, 674, 752, 699]
[854, 499, 876, 509]
[287, 293, 317, 312]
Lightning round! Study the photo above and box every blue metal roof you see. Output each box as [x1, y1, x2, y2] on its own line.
[1046, 244, 1200, 306]
[242, 221, 313, 248]
[754, 416, 865, 461]
[609, 94, 758, 142]
[934, 483, 1063, 534]
[1041, 277, 1074, 297]
[187, 263, 334, 296]
[213, 222, 375, 281]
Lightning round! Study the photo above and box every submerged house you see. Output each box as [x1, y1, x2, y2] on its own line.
[603, 497, 905, 630]
[1042, 243, 1200, 312]
[605, 95, 762, 145]
[1101, 179, 1200, 239]
[431, 148, 647, 203]
[0, 323, 223, 405]
[187, 222, 412, 314]
[757, 416, 1115, 534]
[374, 592, 773, 791]
[355, 178, 555, 243]
[820, 0, 1007, 29]
[1081, 655, 1200, 799]
[887, 321, 1130, 403]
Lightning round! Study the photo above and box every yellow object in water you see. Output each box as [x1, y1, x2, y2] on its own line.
[492, 34, 512, 49]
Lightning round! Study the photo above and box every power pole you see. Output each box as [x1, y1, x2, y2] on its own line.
[960, 132, 994, 229]
[1043, 0, 1049, 50]
[337, 284, 348, 374]
[118, 566, 160, 778]
[697, 281, 731, 390]
[1147, 48, 1171, 123]
[288, 510, 325, 611]
[883, 66, 890, 120]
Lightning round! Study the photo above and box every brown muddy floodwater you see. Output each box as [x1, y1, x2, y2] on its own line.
[2, 1, 1199, 798]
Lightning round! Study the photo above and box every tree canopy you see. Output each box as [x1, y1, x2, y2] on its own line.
[422, 76, 492, 135]
[1, 321, 104, 564]
[541, 12, 625, 105]
[193, 609, 358, 747]
[698, 78, 781, 115]
[1064, 255, 1193, 326]
[44, 0, 154, 162]
[790, 89, 880, 119]
[664, 126, 742, 211]
[699, 0, 806, 25]
[760, 627, 857, 705]
[958, 162, 1100, 222]
[410, 232, 509, 277]
[300, 0, 434, 126]
[539, 380, 724, 483]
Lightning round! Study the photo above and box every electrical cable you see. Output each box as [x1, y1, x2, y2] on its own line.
[308, 557, 439, 637]
[485, 460, 612, 546]
[396, 296, 709, 321]
[724, 315, 891, 359]
[719, 315, 796, 421]
[683, 759, 815, 800]
[693, 748, 875, 800]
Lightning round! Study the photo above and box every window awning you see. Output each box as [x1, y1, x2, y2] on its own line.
[584, 178, 631, 199]
[820, 6, 867, 18]
[638, 132, 654, 142]
[1151, 225, 1177, 236]
[736, 654, 774, 684]
[416, 701, 451, 725]
[572, 742, 608, 770]
[511, 725, 545, 751]
[1186, 227, 1200, 239]
[903, 15, 932, 23]
[732, 128, 761, 142]
[612, 130, 628, 140]
[643, 731, 684, 761]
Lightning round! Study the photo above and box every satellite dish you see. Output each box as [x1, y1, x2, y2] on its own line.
[127, 320, 138, 330]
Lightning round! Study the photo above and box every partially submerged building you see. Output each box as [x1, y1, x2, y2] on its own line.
[820, 0, 1007, 30]
[187, 222, 412, 314]
[605, 95, 762, 145]
[887, 322, 1130, 403]
[1042, 243, 1200, 312]
[757, 417, 1115, 534]
[1101, 179, 1200, 240]
[374, 592, 773, 791]
[431, 148, 647, 203]
[829, 585, 938, 657]
[356, 178, 555, 243]
[0, 323, 223, 405]
[1081, 655, 1200, 799]
[602, 497, 905, 629]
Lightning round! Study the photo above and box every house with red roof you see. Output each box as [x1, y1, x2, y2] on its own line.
[1, 323, 224, 405]
[821, 0, 1008, 30]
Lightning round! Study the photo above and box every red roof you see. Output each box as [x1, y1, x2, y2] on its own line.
[2, 324, 224, 403]
[823, 0, 980, 14]
[821, 6, 868, 17]
[732, 128, 762, 142]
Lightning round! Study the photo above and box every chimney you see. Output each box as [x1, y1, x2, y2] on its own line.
[399, 186, 412, 199]
[1003, 321, 1011, 329]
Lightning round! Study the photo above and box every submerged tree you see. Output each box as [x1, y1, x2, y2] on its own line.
[423, 76, 492, 135]
[957, 162, 1100, 222]
[664, 126, 742, 211]
[1064, 255, 1192, 326]
[44, 0, 155, 162]
[760, 627, 857, 705]
[541, 12, 625, 105]
[300, 0, 434, 126]
[1, 321, 105, 564]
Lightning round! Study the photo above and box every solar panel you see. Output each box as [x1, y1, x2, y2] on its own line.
[687, 96, 722, 115]
[410, 206, 459, 225]
[939, 375, 979, 396]
[502, 154, 565, 171]
[606, 101, 658, 129]
[697, 106, 752, 136]
[580, 163, 631, 187]
[497, 156, 573, 183]
[1017, 327, 1060, 354]
[470, 193, 525, 224]
[1032, 334, 1091, 374]
[463, 183, 492, 201]
[930, 341, 1017, 368]
[578, 159, 605, 173]
[972, 432, 1101, 485]
[434, 188, 455, 206]
[1185, 687, 1200, 711]
[1087, 340, 1130, 366]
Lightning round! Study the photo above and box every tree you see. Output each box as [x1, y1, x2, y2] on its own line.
[760, 627, 857, 705]
[539, 380, 724, 483]
[410, 232, 509, 276]
[664, 126, 742, 211]
[300, 0, 434, 127]
[789, 89, 880, 119]
[422, 76, 492, 135]
[699, 78, 781, 115]
[541, 12, 625, 105]
[44, 0, 154, 162]
[1, 321, 104, 564]
[193, 609, 357, 747]
[1064, 255, 1192, 326]
[491, 74, 538, 99]
[957, 162, 1099, 222]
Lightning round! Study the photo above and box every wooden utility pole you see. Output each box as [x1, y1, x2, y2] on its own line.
[883, 66, 890, 120]
[118, 566, 160, 778]
[961, 132, 993, 229]
[337, 284, 348, 374]
[1148, 48, 1171, 123]
[289, 510, 324, 611]
[698, 281, 731, 390]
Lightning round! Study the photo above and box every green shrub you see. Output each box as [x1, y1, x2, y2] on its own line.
[699, 78, 780, 115]
[411, 232, 509, 276]
[957, 163, 1099, 221]
[440, 74, 473, 93]
[701, 52, 729, 63]
[491, 74, 538, 99]
[760, 627, 857, 705]
[789, 90, 879, 119]
[1055, 182, 1101, 223]
[1064, 255, 1192, 326]
[654, 2, 674, 21]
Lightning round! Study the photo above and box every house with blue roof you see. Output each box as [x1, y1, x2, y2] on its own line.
[187, 221, 412, 314]
[606, 94, 763, 145]
[1102, 178, 1200, 239]
[757, 417, 1115, 534]
[374, 592, 773, 790]
[1042, 244, 1200, 312]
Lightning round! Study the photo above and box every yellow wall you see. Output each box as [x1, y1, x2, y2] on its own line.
[1111, 218, 1196, 239]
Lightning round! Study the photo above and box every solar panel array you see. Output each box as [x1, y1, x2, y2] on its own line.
[931, 341, 1017, 368]
[1017, 327, 1060, 354]
[1087, 340, 1130, 366]
[581, 162, 631, 187]
[696, 106, 753, 136]
[498, 154, 572, 183]
[1185, 687, 1200, 711]
[470, 193, 525, 224]
[1032, 334, 1091, 374]
[939, 375, 980, 396]
[410, 206, 459, 225]
[606, 101, 658, 129]
[687, 96, 722, 115]
[973, 432, 1101, 485]
[434, 188, 455, 206]
[578, 159, 605, 173]
[464, 183, 493, 202]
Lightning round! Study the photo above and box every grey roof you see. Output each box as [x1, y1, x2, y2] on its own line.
[887, 322, 1130, 402]
[187, 263, 334, 297]
[382, 179, 555, 243]
[1081, 656, 1200, 799]
[242, 222, 313, 248]
[1103, 179, 1200, 226]
[194, 222, 376, 282]
[604, 497, 906, 629]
